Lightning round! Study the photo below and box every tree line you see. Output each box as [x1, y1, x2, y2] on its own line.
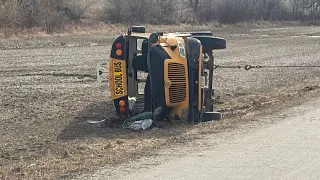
[0, 0, 319, 33]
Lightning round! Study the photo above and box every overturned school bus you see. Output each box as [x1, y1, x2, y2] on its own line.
[97, 26, 226, 125]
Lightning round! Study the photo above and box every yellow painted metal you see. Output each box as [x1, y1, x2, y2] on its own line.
[162, 37, 189, 119]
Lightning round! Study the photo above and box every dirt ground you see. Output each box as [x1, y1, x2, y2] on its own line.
[0, 25, 320, 179]
[78, 94, 320, 180]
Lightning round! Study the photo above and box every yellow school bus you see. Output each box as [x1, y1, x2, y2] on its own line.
[98, 26, 226, 124]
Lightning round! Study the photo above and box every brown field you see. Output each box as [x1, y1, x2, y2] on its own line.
[1, 24, 320, 179]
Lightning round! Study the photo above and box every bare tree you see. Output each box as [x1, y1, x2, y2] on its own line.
[157, 0, 175, 24]
[304, 0, 320, 22]
[187, 0, 201, 24]
[2, 0, 320, 32]
[105, 0, 125, 23]
[60, 1, 94, 23]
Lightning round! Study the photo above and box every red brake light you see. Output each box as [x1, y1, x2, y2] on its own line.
[116, 43, 122, 49]
[119, 107, 126, 113]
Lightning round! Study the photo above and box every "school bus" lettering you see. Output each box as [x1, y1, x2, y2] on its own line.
[114, 61, 124, 95]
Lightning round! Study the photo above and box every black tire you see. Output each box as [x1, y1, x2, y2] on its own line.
[203, 112, 222, 122]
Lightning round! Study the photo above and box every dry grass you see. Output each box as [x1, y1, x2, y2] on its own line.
[1, 86, 319, 179]
[1, 81, 319, 179]
[0, 22, 225, 39]
[0, 20, 306, 39]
